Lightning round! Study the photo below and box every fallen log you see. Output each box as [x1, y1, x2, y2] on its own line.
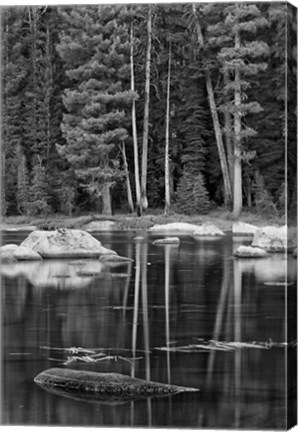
[34, 368, 198, 403]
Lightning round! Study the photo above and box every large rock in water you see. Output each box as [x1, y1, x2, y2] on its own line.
[233, 245, 269, 258]
[0, 244, 19, 262]
[252, 226, 297, 252]
[20, 228, 117, 259]
[232, 222, 258, 236]
[193, 222, 225, 237]
[0, 244, 42, 261]
[34, 368, 198, 403]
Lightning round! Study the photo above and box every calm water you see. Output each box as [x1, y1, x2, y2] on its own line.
[1, 231, 296, 428]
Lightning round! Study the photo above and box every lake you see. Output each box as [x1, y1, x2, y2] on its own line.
[1, 230, 296, 428]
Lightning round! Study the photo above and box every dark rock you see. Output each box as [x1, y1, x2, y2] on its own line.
[153, 237, 180, 245]
[34, 368, 198, 403]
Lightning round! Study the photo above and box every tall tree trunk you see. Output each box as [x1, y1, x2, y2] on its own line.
[223, 69, 234, 189]
[45, 21, 52, 167]
[164, 41, 171, 216]
[102, 185, 112, 215]
[140, 5, 152, 212]
[192, 5, 232, 206]
[233, 26, 242, 218]
[130, 22, 141, 215]
[28, 7, 38, 153]
[121, 141, 134, 213]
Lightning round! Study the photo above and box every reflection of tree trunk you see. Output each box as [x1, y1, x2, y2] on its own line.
[141, 242, 152, 427]
[140, 5, 152, 211]
[192, 4, 232, 206]
[165, 245, 171, 384]
[164, 42, 172, 216]
[131, 242, 141, 379]
[102, 185, 112, 215]
[207, 254, 231, 385]
[233, 258, 242, 428]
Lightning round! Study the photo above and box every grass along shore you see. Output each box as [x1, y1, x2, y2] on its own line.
[1, 208, 285, 232]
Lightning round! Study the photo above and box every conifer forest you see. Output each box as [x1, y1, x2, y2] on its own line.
[2, 3, 297, 219]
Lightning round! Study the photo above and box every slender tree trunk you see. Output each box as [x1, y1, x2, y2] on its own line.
[140, 5, 152, 212]
[28, 7, 38, 153]
[102, 185, 112, 215]
[45, 22, 52, 167]
[223, 70, 234, 189]
[130, 22, 141, 215]
[192, 4, 232, 206]
[121, 141, 134, 213]
[233, 27, 242, 218]
[164, 41, 171, 216]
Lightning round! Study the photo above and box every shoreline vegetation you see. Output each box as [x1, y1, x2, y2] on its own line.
[0, 209, 287, 232]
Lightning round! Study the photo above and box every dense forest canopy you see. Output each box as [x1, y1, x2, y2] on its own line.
[1, 3, 297, 218]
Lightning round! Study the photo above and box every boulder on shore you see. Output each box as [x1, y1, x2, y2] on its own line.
[153, 237, 180, 245]
[232, 222, 258, 236]
[148, 222, 200, 233]
[193, 222, 225, 237]
[34, 368, 198, 403]
[20, 228, 117, 259]
[82, 220, 116, 232]
[99, 254, 133, 263]
[233, 245, 269, 258]
[252, 226, 297, 252]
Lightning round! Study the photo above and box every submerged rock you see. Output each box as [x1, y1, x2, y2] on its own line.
[193, 222, 225, 237]
[34, 368, 199, 403]
[233, 245, 269, 258]
[252, 226, 297, 252]
[20, 228, 117, 259]
[148, 222, 200, 234]
[99, 254, 133, 263]
[153, 237, 180, 245]
[232, 222, 258, 236]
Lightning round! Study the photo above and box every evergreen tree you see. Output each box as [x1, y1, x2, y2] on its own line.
[28, 160, 51, 216]
[175, 170, 210, 215]
[16, 146, 30, 215]
[57, 5, 136, 215]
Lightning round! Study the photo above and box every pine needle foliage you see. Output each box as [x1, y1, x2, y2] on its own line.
[175, 170, 210, 215]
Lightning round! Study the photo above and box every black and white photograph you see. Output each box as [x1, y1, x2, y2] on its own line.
[0, 1, 297, 429]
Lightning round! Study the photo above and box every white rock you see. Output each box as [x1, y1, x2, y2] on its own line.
[20, 228, 117, 258]
[232, 222, 258, 236]
[13, 246, 42, 261]
[193, 222, 225, 237]
[252, 226, 297, 252]
[153, 237, 180, 245]
[148, 222, 200, 233]
[0, 244, 19, 262]
[233, 245, 268, 258]
[82, 220, 116, 232]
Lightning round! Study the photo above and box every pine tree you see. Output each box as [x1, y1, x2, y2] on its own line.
[175, 170, 210, 215]
[16, 146, 30, 215]
[28, 160, 51, 216]
[253, 172, 277, 217]
[57, 5, 136, 215]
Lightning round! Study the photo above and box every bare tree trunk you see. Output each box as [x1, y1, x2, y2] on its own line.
[102, 185, 112, 215]
[130, 22, 141, 215]
[223, 70, 234, 189]
[192, 5, 232, 206]
[45, 22, 52, 167]
[28, 7, 38, 152]
[164, 41, 171, 216]
[233, 27, 242, 218]
[121, 141, 134, 213]
[140, 5, 152, 212]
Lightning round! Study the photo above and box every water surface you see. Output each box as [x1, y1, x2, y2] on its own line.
[1, 231, 296, 428]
